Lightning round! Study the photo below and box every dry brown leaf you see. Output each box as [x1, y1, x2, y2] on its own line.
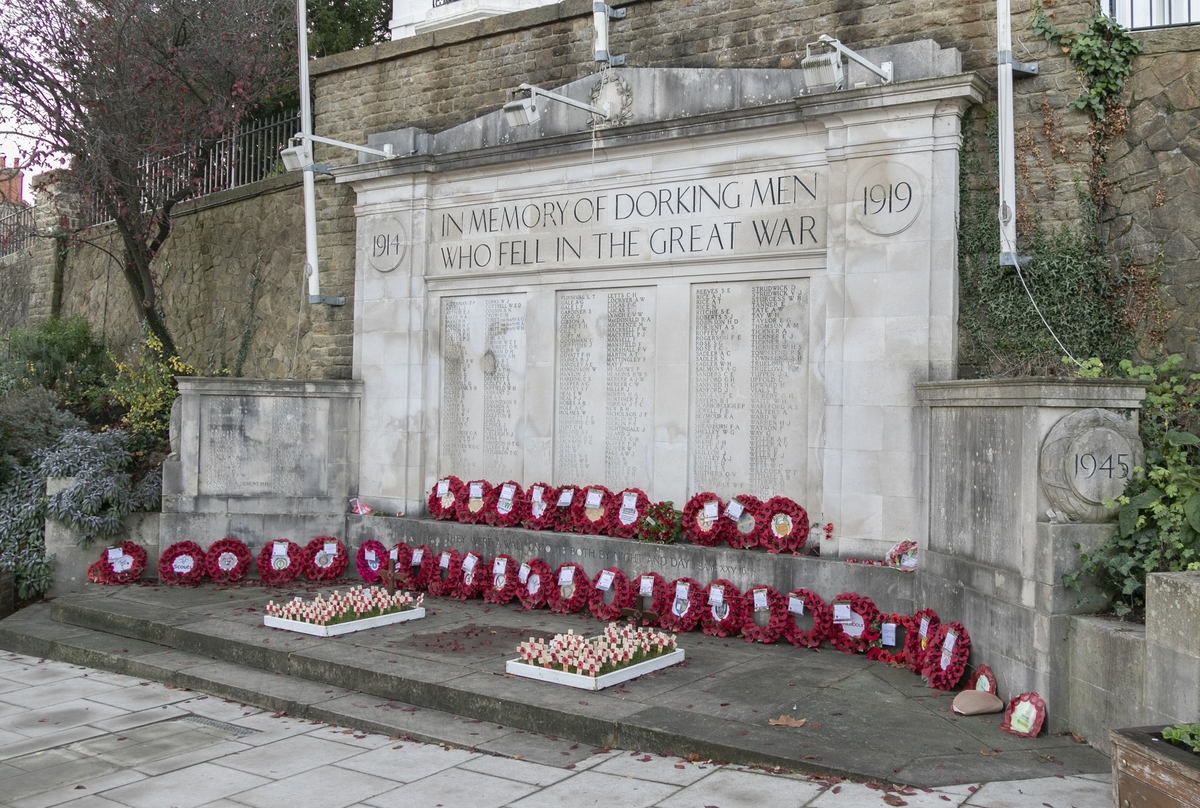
[980, 749, 999, 756]
[768, 715, 807, 727]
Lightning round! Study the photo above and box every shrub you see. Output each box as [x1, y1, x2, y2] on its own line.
[108, 333, 195, 454]
[1, 316, 112, 415]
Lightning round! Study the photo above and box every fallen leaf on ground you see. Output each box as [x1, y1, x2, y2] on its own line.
[1070, 733, 1087, 744]
[883, 796, 908, 806]
[980, 749, 999, 756]
[768, 716, 806, 727]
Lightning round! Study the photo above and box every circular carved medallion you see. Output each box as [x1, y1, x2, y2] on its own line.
[852, 162, 924, 236]
[1040, 408, 1144, 522]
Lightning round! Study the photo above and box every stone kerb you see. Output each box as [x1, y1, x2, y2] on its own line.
[916, 378, 1146, 733]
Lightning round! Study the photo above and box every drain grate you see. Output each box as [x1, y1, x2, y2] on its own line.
[178, 714, 261, 738]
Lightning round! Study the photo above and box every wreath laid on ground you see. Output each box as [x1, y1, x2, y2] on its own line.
[682, 492, 727, 547]
[633, 571, 671, 626]
[455, 480, 493, 524]
[303, 536, 348, 581]
[355, 539, 388, 584]
[205, 538, 251, 583]
[828, 592, 881, 654]
[723, 495, 764, 550]
[404, 544, 436, 591]
[782, 587, 832, 648]
[659, 577, 705, 633]
[458, 551, 488, 600]
[87, 541, 148, 585]
[571, 485, 614, 535]
[428, 475, 464, 521]
[1000, 692, 1046, 738]
[921, 621, 970, 691]
[546, 562, 592, 613]
[867, 612, 914, 665]
[427, 548, 464, 598]
[907, 608, 941, 674]
[516, 557, 552, 609]
[588, 566, 635, 621]
[483, 481, 524, 528]
[158, 541, 207, 586]
[636, 501, 680, 543]
[741, 585, 788, 644]
[483, 554, 520, 604]
[965, 664, 997, 695]
[700, 579, 745, 638]
[553, 485, 583, 532]
[255, 539, 303, 585]
[521, 482, 558, 530]
[609, 488, 650, 539]
[758, 496, 810, 555]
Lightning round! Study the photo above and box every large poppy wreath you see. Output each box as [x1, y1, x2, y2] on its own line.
[402, 544, 437, 591]
[658, 577, 705, 633]
[88, 541, 148, 585]
[483, 481, 524, 528]
[458, 550, 488, 600]
[757, 496, 810, 555]
[782, 587, 833, 648]
[158, 541, 207, 586]
[921, 621, 971, 691]
[828, 592, 881, 654]
[609, 488, 650, 539]
[303, 536, 348, 581]
[632, 571, 671, 626]
[546, 562, 592, 613]
[483, 554, 520, 604]
[427, 548, 464, 598]
[205, 537, 251, 583]
[682, 492, 727, 547]
[570, 486, 614, 535]
[520, 482, 559, 531]
[867, 612, 915, 665]
[428, 475, 464, 520]
[588, 566, 636, 621]
[906, 608, 941, 674]
[740, 585, 789, 644]
[516, 558, 553, 610]
[723, 494, 764, 550]
[454, 480, 493, 524]
[699, 579, 745, 638]
[355, 539, 388, 584]
[255, 539, 303, 585]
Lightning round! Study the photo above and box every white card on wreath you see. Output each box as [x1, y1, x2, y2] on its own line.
[107, 548, 124, 561]
[753, 589, 769, 611]
[557, 489, 574, 506]
[557, 567, 575, 586]
[881, 622, 897, 647]
[708, 586, 724, 606]
[323, 542, 337, 555]
[833, 603, 853, 624]
[675, 582, 690, 600]
[365, 550, 377, 563]
[725, 499, 744, 519]
[518, 563, 531, 583]
[703, 500, 719, 520]
[272, 541, 289, 557]
[585, 489, 603, 508]
[597, 570, 615, 591]
[640, 575, 654, 596]
[439, 552, 450, 569]
[411, 548, 424, 564]
[469, 482, 483, 498]
[493, 557, 507, 575]
[788, 595, 805, 615]
[437, 479, 450, 496]
[462, 553, 477, 571]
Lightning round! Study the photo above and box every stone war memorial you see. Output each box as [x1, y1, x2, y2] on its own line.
[16, 0, 1200, 773]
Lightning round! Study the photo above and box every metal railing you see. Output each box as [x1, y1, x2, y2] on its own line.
[1104, 0, 1200, 28]
[80, 107, 300, 229]
[0, 205, 34, 258]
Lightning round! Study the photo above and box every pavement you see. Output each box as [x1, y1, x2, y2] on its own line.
[0, 581, 1116, 806]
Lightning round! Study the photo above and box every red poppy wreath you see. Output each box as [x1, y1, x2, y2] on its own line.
[757, 496, 810, 555]
[458, 550, 488, 600]
[700, 579, 745, 638]
[88, 541, 148, 585]
[483, 481, 524, 528]
[520, 482, 559, 530]
[553, 485, 583, 532]
[588, 566, 636, 621]
[723, 495, 765, 550]
[867, 612, 915, 665]
[454, 479, 493, 524]
[609, 488, 651, 539]
[907, 608, 941, 674]
[636, 501, 681, 544]
[255, 539, 303, 584]
[205, 537, 251, 583]
[921, 622, 970, 691]
[964, 664, 998, 695]
[547, 562, 592, 614]
[158, 541, 207, 585]
[682, 492, 727, 547]
[355, 539, 388, 584]
[303, 536, 348, 581]
[428, 475, 464, 521]
[659, 577, 705, 633]
[782, 587, 833, 648]
[999, 692, 1046, 738]
[741, 585, 789, 644]
[402, 544, 436, 591]
[427, 548, 464, 598]
[516, 558, 553, 609]
[483, 554, 520, 604]
[828, 592, 881, 654]
[632, 571, 671, 626]
[570, 486, 614, 535]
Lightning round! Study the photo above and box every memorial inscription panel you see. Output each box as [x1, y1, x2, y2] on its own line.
[555, 289, 655, 488]
[198, 396, 322, 496]
[690, 280, 808, 500]
[439, 295, 526, 481]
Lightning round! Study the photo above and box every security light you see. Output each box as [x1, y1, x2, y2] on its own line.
[280, 139, 313, 172]
[801, 35, 893, 94]
[503, 84, 611, 129]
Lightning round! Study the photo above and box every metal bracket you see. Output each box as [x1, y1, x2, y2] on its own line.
[309, 295, 346, 306]
[595, 1, 625, 18]
[999, 252, 1032, 268]
[999, 51, 1039, 78]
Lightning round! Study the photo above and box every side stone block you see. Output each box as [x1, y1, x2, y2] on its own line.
[1144, 571, 1200, 726]
[1066, 615, 1146, 754]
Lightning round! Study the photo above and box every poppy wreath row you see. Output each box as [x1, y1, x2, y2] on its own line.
[206, 538, 252, 583]
[867, 612, 915, 665]
[741, 585, 790, 644]
[356, 540, 388, 584]
[827, 592, 881, 654]
[483, 554, 521, 604]
[920, 621, 971, 691]
[303, 536, 348, 581]
[427, 548, 463, 598]
[87, 541, 148, 585]
[516, 558, 553, 609]
[428, 475, 464, 521]
[158, 541, 207, 585]
[588, 566, 636, 621]
[682, 492, 810, 553]
[459, 551, 488, 600]
[255, 539, 304, 584]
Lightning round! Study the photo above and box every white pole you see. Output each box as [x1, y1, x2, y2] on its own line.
[997, 0, 1018, 265]
[297, 0, 321, 300]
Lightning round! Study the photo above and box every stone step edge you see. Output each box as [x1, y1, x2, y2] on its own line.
[40, 599, 853, 780]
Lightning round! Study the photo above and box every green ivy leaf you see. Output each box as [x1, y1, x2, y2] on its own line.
[1167, 430, 1200, 446]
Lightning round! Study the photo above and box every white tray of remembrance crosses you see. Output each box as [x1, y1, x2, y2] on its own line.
[506, 623, 684, 691]
[263, 587, 425, 638]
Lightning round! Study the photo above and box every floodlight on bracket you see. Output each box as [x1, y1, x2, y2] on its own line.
[593, 1, 626, 66]
[503, 83, 612, 128]
[801, 35, 893, 94]
[279, 134, 394, 176]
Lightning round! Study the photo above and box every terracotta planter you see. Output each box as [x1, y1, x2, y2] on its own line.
[1112, 726, 1200, 808]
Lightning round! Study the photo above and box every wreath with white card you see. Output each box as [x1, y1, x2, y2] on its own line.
[757, 496, 810, 555]
[570, 485, 613, 535]
[355, 539, 388, 584]
[427, 548, 464, 598]
[458, 550, 488, 600]
[483, 481, 524, 528]
[699, 579, 745, 638]
[255, 539, 303, 585]
[609, 488, 650, 539]
[88, 541, 148, 585]
[588, 566, 635, 621]
[546, 562, 592, 613]
[483, 554, 520, 604]
[516, 558, 553, 610]
[303, 536, 348, 581]
[828, 592, 881, 654]
[723, 494, 764, 550]
[454, 479, 493, 524]
[782, 587, 833, 648]
[428, 475, 463, 521]
[906, 608, 941, 674]
[741, 584, 789, 644]
[867, 612, 914, 665]
[520, 482, 559, 530]
[658, 576, 704, 633]
[158, 541, 207, 586]
[682, 492, 727, 547]
[632, 571, 671, 626]
[921, 621, 970, 690]
[205, 537, 251, 583]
